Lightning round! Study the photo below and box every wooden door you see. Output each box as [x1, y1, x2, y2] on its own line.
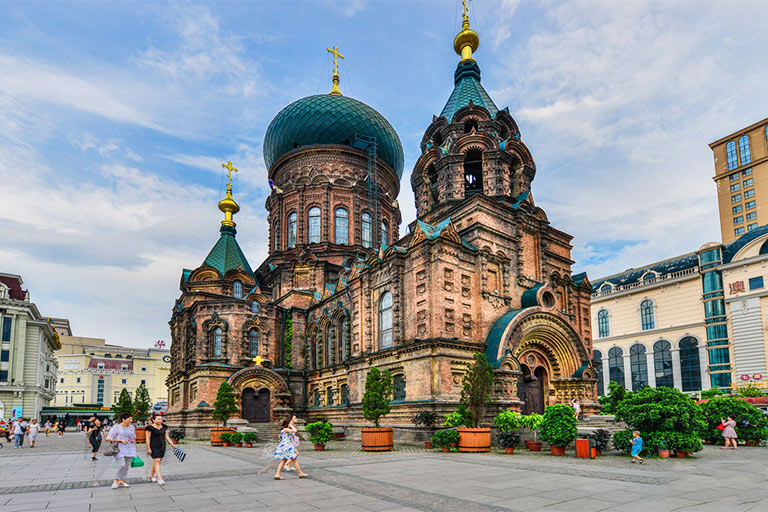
[242, 388, 270, 423]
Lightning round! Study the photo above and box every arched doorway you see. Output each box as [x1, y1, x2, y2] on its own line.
[242, 387, 271, 423]
[518, 364, 546, 415]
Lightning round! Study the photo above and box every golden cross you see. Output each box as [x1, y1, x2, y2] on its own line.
[252, 355, 264, 366]
[462, 0, 470, 22]
[221, 161, 239, 188]
[327, 45, 344, 75]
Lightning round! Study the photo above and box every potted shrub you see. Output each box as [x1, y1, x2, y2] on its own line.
[169, 429, 186, 444]
[496, 431, 521, 454]
[230, 432, 244, 447]
[539, 404, 578, 455]
[411, 411, 438, 449]
[210, 381, 239, 446]
[431, 429, 460, 453]
[242, 432, 258, 448]
[305, 421, 333, 451]
[520, 413, 544, 451]
[590, 428, 611, 456]
[219, 432, 233, 447]
[456, 352, 494, 453]
[494, 410, 522, 454]
[132, 383, 152, 444]
[361, 367, 394, 451]
[657, 439, 670, 458]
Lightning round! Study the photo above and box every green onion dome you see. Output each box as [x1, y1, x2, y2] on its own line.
[263, 94, 404, 178]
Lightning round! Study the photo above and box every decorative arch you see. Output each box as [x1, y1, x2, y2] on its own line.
[202, 313, 228, 359]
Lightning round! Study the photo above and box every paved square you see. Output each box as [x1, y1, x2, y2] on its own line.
[2, 433, 767, 511]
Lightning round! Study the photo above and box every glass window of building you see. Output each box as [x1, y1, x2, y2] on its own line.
[730, 182, 741, 192]
[362, 212, 372, 248]
[248, 329, 259, 358]
[1, 317, 11, 342]
[748, 223, 758, 231]
[274, 221, 280, 251]
[335, 208, 348, 245]
[747, 212, 757, 221]
[608, 347, 624, 385]
[326, 386, 334, 406]
[744, 178, 754, 188]
[732, 194, 741, 203]
[733, 216, 744, 225]
[640, 299, 655, 330]
[381, 221, 389, 246]
[653, 340, 674, 387]
[726, 140, 739, 170]
[340, 317, 349, 361]
[0, 370, 7, 382]
[233, 280, 242, 299]
[749, 276, 764, 290]
[308, 207, 321, 244]
[597, 309, 610, 337]
[379, 291, 393, 348]
[340, 384, 349, 405]
[594, 350, 604, 396]
[746, 200, 756, 209]
[743, 167, 753, 177]
[738, 135, 751, 165]
[392, 374, 406, 401]
[745, 189, 755, 199]
[679, 337, 701, 392]
[729, 172, 739, 181]
[0, 349, 8, 362]
[733, 205, 743, 214]
[629, 344, 648, 391]
[702, 271, 723, 293]
[251, 301, 260, 314]
[213, 327, 222, 357]
[735, 227, 745, 236]
[288, 212, 297, 248]
[325, 324, 333, 366]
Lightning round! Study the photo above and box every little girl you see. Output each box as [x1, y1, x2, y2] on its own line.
[630, 431, 644, 464]
[273, 416, 308, 480]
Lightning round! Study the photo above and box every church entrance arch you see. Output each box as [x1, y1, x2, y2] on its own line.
[518, 362, 547, 415]
[242, 387, 271, 423]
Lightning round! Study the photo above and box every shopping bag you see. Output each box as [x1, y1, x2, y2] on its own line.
[172, 447, 186, 462]
[717, 424, 725, 431]
[130, 456, 145, 468]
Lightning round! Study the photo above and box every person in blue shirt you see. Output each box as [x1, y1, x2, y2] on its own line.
[630, 430, 644, 464]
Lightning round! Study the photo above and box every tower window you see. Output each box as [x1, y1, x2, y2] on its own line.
[463, 149, 483, 198]
[288, 213, 297, 248]
[362, 212, 372, 248]
[308, 207, 321, 244]
[463, 119, 478, 134]
[379, 291, 393, 348]
[433, 131, 443, 147]
[274, 221, 280, 252]
[248, 329, 259, 358]
[213, 327, 222, 357]
[739, 135, 751, 165]
[335, 208, 348, 245]
[233, 280, 243, 299]
[726, 141, 738, 170]
[381, 221, 389, 246]
[427, 163, 438, 201]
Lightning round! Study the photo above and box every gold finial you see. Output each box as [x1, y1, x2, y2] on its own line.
[252, 355, 264, 366]
[454, 0, 479, 62]
[327, 45, 345, 96]
[218, 161, 240, 227]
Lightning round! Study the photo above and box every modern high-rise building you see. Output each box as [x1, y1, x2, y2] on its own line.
[711, 117, 768, 244]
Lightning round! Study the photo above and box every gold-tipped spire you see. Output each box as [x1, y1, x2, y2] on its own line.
[218, 161, 240, 227]
[327, 45, 345, 96]
[454, 0, 479, 62]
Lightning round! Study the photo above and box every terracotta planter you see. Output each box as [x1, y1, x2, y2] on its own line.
[313, 444, 325, 451]
[525, 440, 543, 451]
[209, 427, 236, 446]
[746, 441, 759, 447]
[361, 427, 393, 452]
[236, 442, 243, 448]
[222, 441, 231, 447]
[675, 451, 689, 458]
[594, 449, 602, 457]
[425, 441, 433, 449]
[658, 449, 670, 458]
[245, 443, 253, 448]
[441, 446, 450, 453]
[134, 427, 146, 444]
[550, 445, 566, 456]
[504, 447, 515, 454]
[457, 427, 491, 453]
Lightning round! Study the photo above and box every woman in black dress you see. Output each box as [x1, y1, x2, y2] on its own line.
[88, 418, 104, 460]
[145, 413, 175, 485]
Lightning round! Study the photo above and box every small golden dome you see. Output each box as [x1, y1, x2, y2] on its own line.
[454, 27, 479, 60]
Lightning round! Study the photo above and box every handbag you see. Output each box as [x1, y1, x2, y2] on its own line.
[103, 442, 120, 456]
[172, 447, 186, 462]
[717, 424, 725, 431]
[130, 456, 145, 468]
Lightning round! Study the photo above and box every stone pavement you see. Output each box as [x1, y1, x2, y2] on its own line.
[2, 432, 767, 511]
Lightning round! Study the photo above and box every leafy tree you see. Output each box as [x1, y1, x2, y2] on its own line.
[460, 352, 494, 427]
[539, 404, 578, 447]
[362, 367, 393, 427]
[212, 381, 239, 426]
[598, 381, 628, 414]
[443, 405, 473, 428]
[132, 382, 152, 422]
[735, 384, 765, 397]
[112, 388, 133, 419]
[305, 421, 334, 446]
[701, 389, 725, 400]
[614, 386, 705, 453]
[700, 397, 768, 444]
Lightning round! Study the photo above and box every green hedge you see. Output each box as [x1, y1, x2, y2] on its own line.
[700, 397, 768, 444]
[539, 404, 578, 447]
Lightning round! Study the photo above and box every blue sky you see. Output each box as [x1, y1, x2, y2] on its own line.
[1, 1, 767, 348]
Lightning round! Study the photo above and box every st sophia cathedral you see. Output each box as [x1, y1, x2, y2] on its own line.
[166, 7, 599, 438]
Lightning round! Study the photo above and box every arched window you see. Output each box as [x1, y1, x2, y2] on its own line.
[427, 163, 438, 201]
[379, 291, 393, 348]
[653, 340, 674, 388]
[233, 280, 242, 299]
[463, 149, 483, 197]
[308, 207, 321, 244]
[212, 327, 222, 357]
[738, 135, 751, 165]
[251, 301, 260, 314]
[597, 309, 610, 338]
[313, 389, 320, 407]
[340, 384, 349, 405]
[640, 300, 655, 330]
[679, 337, 702, 391]
[392, 374, 406, 401]
[629, 344, 648, 391]
[608, 347, 624, 385]
[274, 221, 280, 252]
[362, 212, 372, 248]
[248, 329, 259, 358]
[340, 317, 349, 361]
[463, 118, 478, 133]
[594, 350, 604, 396]
[381, 221, 389, 246]
[326, 386, 334, 406]
[288, 213, 297, 248]
[335, 208, 348, 245]
[325, 323, 333, 366]
[726, 140, 738, 170]
[642, 272, 656, 284]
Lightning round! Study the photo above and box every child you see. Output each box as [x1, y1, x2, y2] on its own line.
[630, 431, 644, 464]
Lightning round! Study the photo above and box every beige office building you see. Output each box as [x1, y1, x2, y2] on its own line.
[711, 117, 768, 244]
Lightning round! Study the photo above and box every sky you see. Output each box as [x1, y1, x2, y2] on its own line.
[1, 1, 767, 348]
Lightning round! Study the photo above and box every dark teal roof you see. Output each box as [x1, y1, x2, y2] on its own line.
[203, 225, 253, 277]
[440, 61, 498, 122]
[521, 283, 545, 309]
[263, 94, 404, 178]
[485, 309, 523, 368]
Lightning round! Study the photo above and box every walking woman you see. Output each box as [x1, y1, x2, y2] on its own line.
[145, 413, 176, 486]
[88, 418, 104, 461]
[28, 419, 39, 448]
[285, 415, 301, 472]
[57, 420, 66, 437]
[106, 412, 138, 488]
[273, 416, 308, 480]
[721, 416, 738, 450]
